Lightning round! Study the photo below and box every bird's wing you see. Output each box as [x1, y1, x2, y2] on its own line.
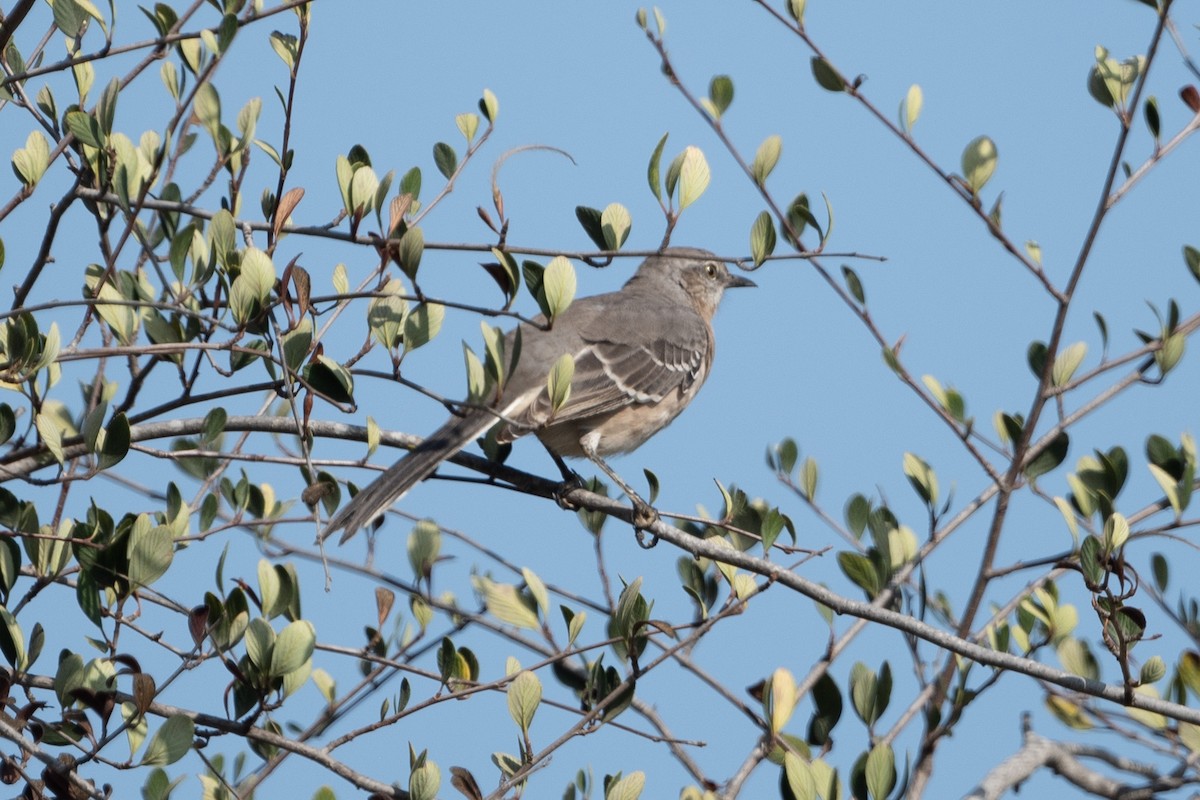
[501, 302, 710, 435]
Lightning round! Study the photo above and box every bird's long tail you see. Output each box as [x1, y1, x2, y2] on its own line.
[321, 410, 495, 543]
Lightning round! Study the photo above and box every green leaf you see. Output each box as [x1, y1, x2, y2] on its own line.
[52, 0, 86, 37]
[841, 265, 865, 304]
[128, 521, 174, 589]
[65, 110, 102, 148]
[463, 344, 487, 404]
[772, 437, 798, 475]
[36, 413, 65, 467]
[799, 457, 818, 501]
[348, 164, 379, 217]
[0, 607, 23, 668]
[708, 74, 734, 118]
[269, 30, 296, 68]
[1144, 95, 1160, 140]
[849, 662, 882, 726]
[407, 518, 441, 581]
[647, 132, 668, 203]
[845, 494, 870, 538]
[0, 404, 14, 446]
[750, 211, 776, 267]
[811, 57, 845, 92]
[1183, 245, 1200, 284]
[807, 673, 843, 746]
[903, 452, 938, 508]
[480, 321, 507, 387]
[865, 744, 896, 800]
[140, 716, 194, 766]
[193, 83, 221, 141]
[1151, 552, 1168, 592]
[961, 135, 998, 194]
[98, 412, 131, 470]
[784, 752, 817, 800]
[488, 247, 521, 298]
[368, 279, 408, 350]
[1057, 637, 1099, 680]
[398, 226, 424, 281]
[1156, 332, 1185, 375]
[270, 620, 315, 677]
[1024, 431, 1069, 481]
[281, 317, 314, 370]
[574, 206, 607, 250]
[479, 88, 499, 122]
[433, 142, 457, 179]
[399, 166, 422, 202]
[838, 552, 881, 598]
[409, 757, 441, 800]
[1141, 654, 1166, 684]
[305, 355, 355, 404]
[1078, 535, 1104, 587]
[244, 617, 274, 670]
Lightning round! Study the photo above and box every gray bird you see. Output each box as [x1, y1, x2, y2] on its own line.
[321, 247, 754, 543]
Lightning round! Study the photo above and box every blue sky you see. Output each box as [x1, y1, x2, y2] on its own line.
[6, 1, 1200, 798]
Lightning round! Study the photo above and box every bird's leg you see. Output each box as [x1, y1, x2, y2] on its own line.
[538, 442, 585, 510]
[579, 434, 660, 532]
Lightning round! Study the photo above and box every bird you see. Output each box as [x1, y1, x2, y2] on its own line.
[321, 247, 755, 543]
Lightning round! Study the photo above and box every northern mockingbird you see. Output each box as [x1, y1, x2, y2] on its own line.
[321, 247, 754, 542]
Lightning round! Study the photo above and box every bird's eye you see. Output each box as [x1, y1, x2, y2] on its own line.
[705, 262, 718, 279]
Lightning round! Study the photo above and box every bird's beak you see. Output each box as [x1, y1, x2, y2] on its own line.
[725, 273, 756, 289]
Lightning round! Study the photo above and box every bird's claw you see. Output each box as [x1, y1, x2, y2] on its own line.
[632, 501, 659, 530]
[631, 500, 660, 548]
[553, 473, 586, 510]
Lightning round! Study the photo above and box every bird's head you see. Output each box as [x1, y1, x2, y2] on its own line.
[629, 247, 756, 319]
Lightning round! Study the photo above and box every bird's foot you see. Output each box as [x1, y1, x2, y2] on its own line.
[553, 472, 586, 510]
[631, 500, 660, 548]
[631, 499, 659, 530]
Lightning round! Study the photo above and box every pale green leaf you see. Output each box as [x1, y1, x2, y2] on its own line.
[140, 716, 194, 766]
[961, 135, 998, 193]
[522, 567, 549, 615]
[543, 256, 576, 320]
[506, 670, 542, 733]
[751, 135, 782, 186]
[677, 146, 710, 210]
[476, 577, 539, 629]
[605, 771, 645, 800]
[601, 203, 631, 250]
[1104, 512, 1130, 551]
[270, 620, 316, 677]
[1052, 342, 1087, 387]
[902, 84, 923, 132]
[402, 302, 444, 352]
[547, 353, 574, 413]
[455, 112, 479, 143]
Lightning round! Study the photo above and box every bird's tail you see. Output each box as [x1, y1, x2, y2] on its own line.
[321, 410, 495, 543]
